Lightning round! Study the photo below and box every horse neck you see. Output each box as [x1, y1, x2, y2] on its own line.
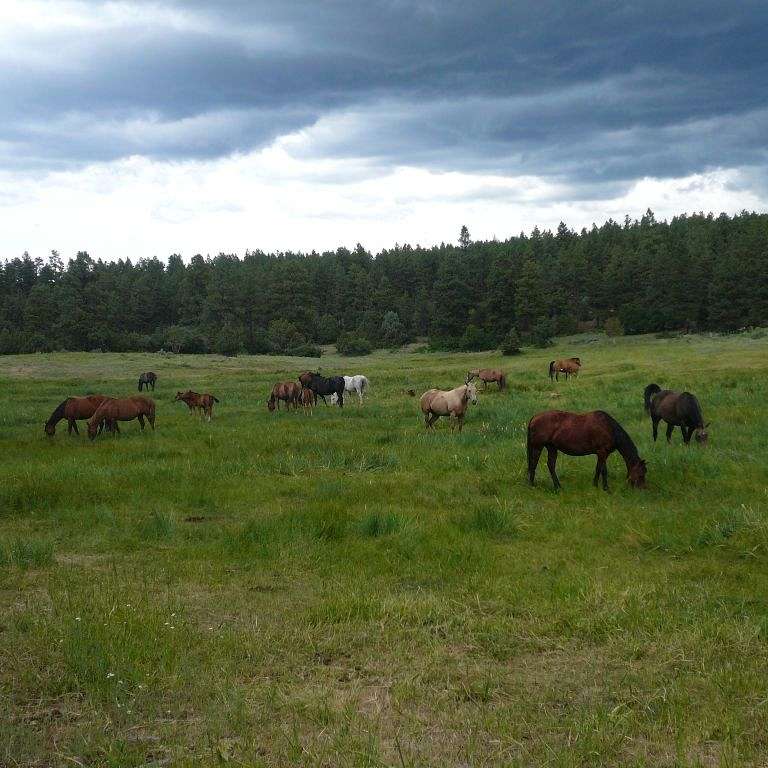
[614, 428, 640, 469]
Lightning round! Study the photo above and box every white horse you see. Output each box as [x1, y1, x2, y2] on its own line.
[330, 375, 370, 405]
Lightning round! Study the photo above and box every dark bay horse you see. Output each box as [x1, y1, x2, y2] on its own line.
[527, 410, 647, 491]
[644, 384, 709, 445]
[268, 382, 302, 411]
[138, 372, 157, 392]
[174, 390, 220, 420]
[468, 368, 507, 391]
[44, 395, 109, 436]
[88, 396, 156, 440]
[298, 371, 345, 407]
[549, 358, 581, 381]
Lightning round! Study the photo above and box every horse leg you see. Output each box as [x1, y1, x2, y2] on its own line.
[546, 447, 560, 490]
[457, 414, 465, 432]
[601, 461, 609, 491]
[666, 423, 674, 443]
[683, 426, 693, 445]
[652, 417, 660, 442]
[527, 445, 542, 486]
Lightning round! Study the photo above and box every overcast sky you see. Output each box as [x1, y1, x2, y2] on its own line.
[2, 0, 767, 261]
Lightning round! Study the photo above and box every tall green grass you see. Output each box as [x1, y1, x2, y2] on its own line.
[1, 334, 768, 766]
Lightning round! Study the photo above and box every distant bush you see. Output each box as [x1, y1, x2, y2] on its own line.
[285, 343, 322, 358]
[456, 324, 496, 352]
[336, 333, 372, 356]
[604, 316, 625, 337]
[500, 328, 522, 356]
[527, 317, 554, 348]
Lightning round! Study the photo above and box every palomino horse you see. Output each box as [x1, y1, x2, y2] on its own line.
[527, 410, 647, 491]
[268, 382, 302, 411]
[644, 384, 709, 445]
[419, 377, 478, 432]
[44, 395, 110, 436]
[330, 375, 370, 405]
[549, 358, 581, 381]
[468, 368, 506, 391]
[138, 372, 157, 391]
[174, 390, 220, 421]
[87, 396, 156, 440]
[299, 371, 345, 407]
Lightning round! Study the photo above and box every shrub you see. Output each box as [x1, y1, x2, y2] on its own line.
[285, 343, 322, 358]
[604, 316, 624, 337]
[337, 333, 372, 356]
[457, 324, 495, 352]
[500, 328, 522, 356]
[527, 317, 554, 348]
[213, 324, 245, 356]
[267, 319, 305, 354]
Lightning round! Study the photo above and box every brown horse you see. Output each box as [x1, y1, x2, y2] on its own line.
[549, 357, 581, 381]
[644, 384, 709, 445]
[468, 368, 507, 391]
[527, 410, 647, 491]
[268, 382, 302, 411]
[87, 396, 156, 440]
[174, 390, 219, 421]
[299, 386, 315, 413]
[44, 395, 110, 436]
[419, 377, 478, 432]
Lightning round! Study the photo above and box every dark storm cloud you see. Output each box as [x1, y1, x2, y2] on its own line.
[2, 0, 767, 189]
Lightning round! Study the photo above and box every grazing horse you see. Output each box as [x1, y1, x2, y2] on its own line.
[299, 386, 315, 413]
[87, 396, 156, 440]
[299, 371, 345, 407]
[44, 395, 110, 436]
[330, 374, 370, 405]
[527, 410, 647, 491]
[419, 377, 478, 432]
[549, 358, 581, 381]
[268, 382, 302, 412]
[174, 390, 220, 421]
[468, 368, 506, 391]
[644, 383, 709, 445]
[138, 372, 157, 392]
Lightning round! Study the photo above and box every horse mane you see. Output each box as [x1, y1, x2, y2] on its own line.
[46, 398, 70, 426]
[680, 392, 704, 428]
[643, 383, 662, 413]
[598, 411, 640, 464]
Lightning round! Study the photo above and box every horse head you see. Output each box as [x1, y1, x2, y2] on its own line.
[695, 424, 710, 444]
[465, 381, 478, 405]
[44, 422, 56, 437]
[627, 458, 647, 488]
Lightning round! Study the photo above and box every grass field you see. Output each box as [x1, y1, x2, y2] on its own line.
[2, 333, 768, 767]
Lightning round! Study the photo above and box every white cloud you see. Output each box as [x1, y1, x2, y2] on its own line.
[0, 140, 762, 261]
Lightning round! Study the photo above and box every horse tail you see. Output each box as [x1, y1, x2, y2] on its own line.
[499, 373, 506, 390]
[212, 396, 220, 403]
[548, 361, 555, 380]
[643, 383, 661, 413]
[360, 376, 369, 392]
[138, 378, 142, 391]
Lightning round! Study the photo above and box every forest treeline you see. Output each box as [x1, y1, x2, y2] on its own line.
[1, 209, 766, 356]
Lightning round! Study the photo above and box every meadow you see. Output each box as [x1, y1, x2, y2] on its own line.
[1, 332, 768, 767]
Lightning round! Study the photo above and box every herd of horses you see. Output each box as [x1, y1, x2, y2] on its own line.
[268, 373, 370, 411]
[42, 359, 709, 491]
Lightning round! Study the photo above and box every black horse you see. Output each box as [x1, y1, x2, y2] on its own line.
[644, 383, 709, 444]
[299, 371, 345, 407]
[138, 372, 157, 392]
